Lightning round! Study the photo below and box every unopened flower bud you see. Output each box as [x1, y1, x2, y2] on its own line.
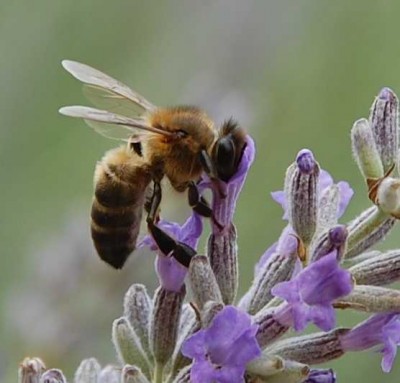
[288, 149, 319, 247]
[98, 366, 120, 383]
[150, 286, 185, 368]
[207, 224, 238, 304]
[19, 357, 46, 383]
[112, 318, 151, 378]
[123, 284, 152, 360]
[349, 249, 400, 286]
[74, 358, 101, 383]
[336, 285, 400, 313]
[188, 255, 223, 309]
[369, 87, 399, 172]
[346, 206, 396, 258]
[266, 328, 349, 365]
[351, 118, 384, 179]
[40, 369, 66, 383]
[121, 365, 150, 383]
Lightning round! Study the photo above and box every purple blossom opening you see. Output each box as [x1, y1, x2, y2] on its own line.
[304, 369, 336, 383]
[272, 252, 353, 331]
[271, 167, 354, 220]
[181, 306, 261, 383]
[138, 213, 203, 292]
[340, 312, 400, 372]
[199, 136, 255, 233]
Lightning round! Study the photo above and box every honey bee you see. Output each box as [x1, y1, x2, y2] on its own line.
[59, 60, 247, 269]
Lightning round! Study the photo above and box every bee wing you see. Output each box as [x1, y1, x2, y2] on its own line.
[59, 106, 172, 141]
[62, 60, 157, 115]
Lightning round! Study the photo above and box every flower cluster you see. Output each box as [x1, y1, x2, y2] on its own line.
[20, 88, 400, 383]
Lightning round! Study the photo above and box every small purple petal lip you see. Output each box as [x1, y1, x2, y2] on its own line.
[341, 312, 400, 372]
[296, 149, 316, 174]
[272, 252, 353, 331]
[304, 368, 336, 383]
[182, 306, 261, 383]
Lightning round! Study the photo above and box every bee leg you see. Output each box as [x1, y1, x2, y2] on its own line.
[188, 182, 224, 231]
[146, 180, 196, 267]
[146, 181, 162, 225]
[147, 222, 196, 267]
[188, 182, 212, 217]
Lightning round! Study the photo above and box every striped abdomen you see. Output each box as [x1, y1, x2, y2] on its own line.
[91, 146, 152, 269]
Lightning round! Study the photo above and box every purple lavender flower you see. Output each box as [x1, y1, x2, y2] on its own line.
[271, 168, 354, 220]
[304, 369, 336, 383]
[181, 305, 261, 383]
[272, 252, 353, 331]
[139, 213, 203, 292]
[340, 312, 400, 372]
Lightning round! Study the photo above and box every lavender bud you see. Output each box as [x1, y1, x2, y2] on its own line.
[39, 370, 66, 383]
[349, 249, 400, 285]
[310, 225, 348, 262]
[74, 358, 101, 383]
[98, 366, 120, 383]
[288, 149, 319, 247]
[188, 255, 223, 309]
[351, 118, 384, 179]
[255, 360, 309, 383]
[207, 224, 238, 304]
[247, 244, 297, 315]
[112, 318, 151, 378]
[121, 365, 150, 383]
[375, 177, 400, 217]
[150, 286, 185, 368]
[253, 306, 290, 348]
[123, 284, 152, 359]
[317, 185, 340, 230]
[246, 354, 284, 378]
[266, 328, 349, 365]
[369, 87, 399, 172]
[19, 357, 46, 383]
[346, 206, 396, 258]
[336, 285, 400, 312]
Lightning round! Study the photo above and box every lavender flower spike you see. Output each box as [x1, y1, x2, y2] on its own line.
[272, 252, 353, 331]
[181, 306, 261, 383]
[340, 312, 400, 372]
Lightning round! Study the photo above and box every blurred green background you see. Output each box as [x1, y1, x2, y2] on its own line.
[2, 0, 400, 381]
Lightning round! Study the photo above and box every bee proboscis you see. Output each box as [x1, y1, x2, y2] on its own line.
[59, 60, 247, 269]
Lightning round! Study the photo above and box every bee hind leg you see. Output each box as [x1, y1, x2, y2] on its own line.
[147, 180, 196, 267]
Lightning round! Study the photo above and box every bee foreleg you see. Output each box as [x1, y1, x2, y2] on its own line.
[147, 221, 196, 267]
[188, 182, 212, 217]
